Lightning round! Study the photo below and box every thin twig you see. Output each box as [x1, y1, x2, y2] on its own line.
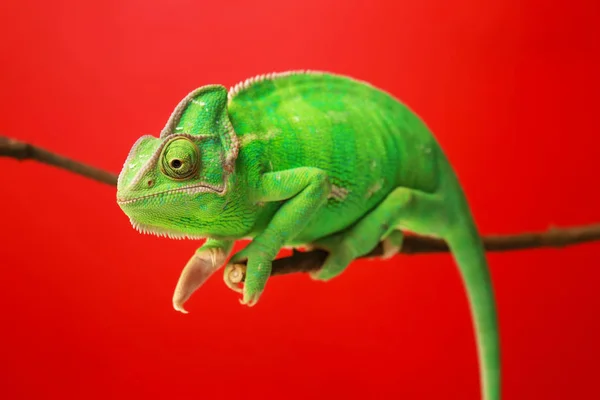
[2, 135, 599, 283]
[227, 224, 600, 282]
[0, 136, 117, 186]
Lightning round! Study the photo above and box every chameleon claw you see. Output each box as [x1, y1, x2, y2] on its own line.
[308, 259, 346, 282]
[381, 231, 404, 259]
[308, 269, 326, 281]
[173, 300, 189, 314]
[239, 287, 262, 307]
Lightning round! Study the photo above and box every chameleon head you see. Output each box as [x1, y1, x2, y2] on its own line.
[115, 84, 239, 238]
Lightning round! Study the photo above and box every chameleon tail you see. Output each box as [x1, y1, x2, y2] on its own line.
[445, 185, 501, 400]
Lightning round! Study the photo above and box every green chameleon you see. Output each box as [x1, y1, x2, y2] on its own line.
[116, 70, 500, 400]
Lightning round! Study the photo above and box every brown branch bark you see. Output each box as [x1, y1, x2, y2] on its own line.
[0, 136, 117, 186]
[227, 224, 600, 283]
[2, 135, 599, 283]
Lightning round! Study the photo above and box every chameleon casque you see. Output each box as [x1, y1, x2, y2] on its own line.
[116, 70, 500, 400]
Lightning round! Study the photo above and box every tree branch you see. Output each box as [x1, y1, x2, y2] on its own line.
[226, 224, 600, 283]
[0, 136, 117, 186]
[2, 135, 599, 283]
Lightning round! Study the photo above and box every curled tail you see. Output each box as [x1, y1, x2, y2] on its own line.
[445, 183, 501, 400]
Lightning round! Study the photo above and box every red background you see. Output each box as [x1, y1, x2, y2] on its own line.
[1, 1, 599, 399]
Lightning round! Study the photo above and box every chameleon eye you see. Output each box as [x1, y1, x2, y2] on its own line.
[160, 137, 200, 180]
[170, 159, 183, 169]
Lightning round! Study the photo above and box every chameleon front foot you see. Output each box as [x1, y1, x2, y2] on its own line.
[172, 241, 231, 313]
[225, 251, 272, 307]
[239, 286, 262, 307]
[172, 252, 218, 313]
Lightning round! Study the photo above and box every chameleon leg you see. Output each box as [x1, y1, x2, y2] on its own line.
[227, 167, 331, 306]
[311, 186, 443, 281]
[172, 238, 233, 313]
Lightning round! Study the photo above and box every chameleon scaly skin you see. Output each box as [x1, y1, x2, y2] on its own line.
[116, 71, 500, 400]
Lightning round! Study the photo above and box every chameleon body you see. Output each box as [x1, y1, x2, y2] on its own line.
[116, 71, 500, 400]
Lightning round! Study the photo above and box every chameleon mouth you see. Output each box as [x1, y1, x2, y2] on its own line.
[116, 183, 225, 205]
[128, 218, 206, 240]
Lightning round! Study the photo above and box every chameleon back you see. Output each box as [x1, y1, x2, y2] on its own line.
[227, 71, 443, 242]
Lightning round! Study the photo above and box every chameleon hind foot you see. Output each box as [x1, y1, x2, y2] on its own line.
[309, 247, 352, 281]
[311, 187, 437, 281]
[310, 230, 403, 281]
